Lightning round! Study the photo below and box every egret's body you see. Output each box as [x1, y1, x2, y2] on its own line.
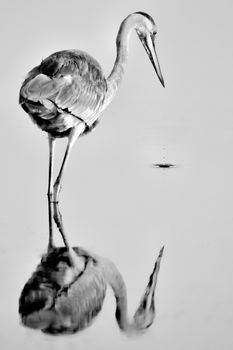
[20, 50, 107, 138]
[19, 12, 164, 263]
[19, 246, 164, 334]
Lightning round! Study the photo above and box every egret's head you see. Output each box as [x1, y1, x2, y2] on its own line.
[134, 11, 157, 36]
[134, 11, 165, 87]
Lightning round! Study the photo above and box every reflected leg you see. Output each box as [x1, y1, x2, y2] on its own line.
[53, 200, 84, 270]
[47, 135, 56, 250]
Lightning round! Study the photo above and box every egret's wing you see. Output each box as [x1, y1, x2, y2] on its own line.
[20, 50, 107, 126]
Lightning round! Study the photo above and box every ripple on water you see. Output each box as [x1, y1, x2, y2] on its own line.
[153, 163, 175, 169]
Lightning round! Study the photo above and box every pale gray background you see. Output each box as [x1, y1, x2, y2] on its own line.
[0, 0, 233, 349]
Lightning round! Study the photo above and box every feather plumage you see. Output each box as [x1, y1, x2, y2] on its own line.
[19, 50, 107, 137]
[19, 247, 107, 334]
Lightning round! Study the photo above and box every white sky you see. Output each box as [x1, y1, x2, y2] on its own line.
[0, 0, 233, 349]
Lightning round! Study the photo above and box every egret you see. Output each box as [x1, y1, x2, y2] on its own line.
[19, 12, 164, 262]
[19, 245, 164, 335]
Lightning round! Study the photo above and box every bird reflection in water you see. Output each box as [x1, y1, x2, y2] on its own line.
[19, 202, 164, 335]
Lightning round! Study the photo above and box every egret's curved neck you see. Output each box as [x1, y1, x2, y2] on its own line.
[98, 256, 135, 332]
[99, 254, 158, 334]
[105, 15, 136, 106]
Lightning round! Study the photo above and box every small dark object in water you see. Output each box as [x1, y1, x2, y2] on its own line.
[153, 163, 175, 168]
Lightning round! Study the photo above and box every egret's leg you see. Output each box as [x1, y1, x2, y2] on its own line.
[47, 135, 56, 250]
[52, 123, 86, 268]
[53, 123, 86, 204]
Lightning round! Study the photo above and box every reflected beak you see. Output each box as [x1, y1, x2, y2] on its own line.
[138, 33, 165, 87]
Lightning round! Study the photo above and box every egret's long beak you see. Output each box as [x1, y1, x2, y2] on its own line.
[138, 33, 165, 87]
